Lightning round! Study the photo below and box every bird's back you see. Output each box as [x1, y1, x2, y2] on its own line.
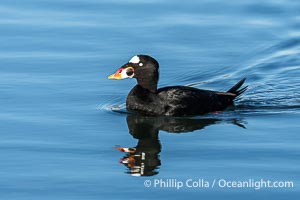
[157, 86, 235, 116]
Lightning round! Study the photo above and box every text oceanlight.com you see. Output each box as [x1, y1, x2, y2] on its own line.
[143, 179, 294, 190]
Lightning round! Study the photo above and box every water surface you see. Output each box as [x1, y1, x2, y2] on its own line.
[0, 0, 299, 199]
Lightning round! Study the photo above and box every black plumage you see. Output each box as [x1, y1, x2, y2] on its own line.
[108, 55, 247, 116]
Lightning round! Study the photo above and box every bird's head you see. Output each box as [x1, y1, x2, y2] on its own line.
[108, 55, 159, 92]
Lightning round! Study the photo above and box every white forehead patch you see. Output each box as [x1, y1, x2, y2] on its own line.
[129, 55, 140, 64]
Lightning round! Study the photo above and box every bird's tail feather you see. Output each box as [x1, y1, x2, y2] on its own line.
[227, 78, 248, 97]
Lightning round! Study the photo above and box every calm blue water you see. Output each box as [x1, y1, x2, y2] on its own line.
[0, 0, 300, 199]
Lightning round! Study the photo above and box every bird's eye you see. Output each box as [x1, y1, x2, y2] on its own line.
[126, 68, 134, 76]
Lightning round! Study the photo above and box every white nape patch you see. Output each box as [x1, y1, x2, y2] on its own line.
[129, 55, 140, 64]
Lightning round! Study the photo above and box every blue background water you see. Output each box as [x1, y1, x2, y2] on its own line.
[0, 0, 299, 199]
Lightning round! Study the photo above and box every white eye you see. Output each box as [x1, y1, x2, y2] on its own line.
[121, 67, 134, 78]
[139, 62, 143, 66]
[129, 55, 140, 64]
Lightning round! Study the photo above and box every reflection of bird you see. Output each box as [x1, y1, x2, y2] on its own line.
[116, 115, 246, 176]
[108, 55, 247, 116]
[117, 115, 161, 176]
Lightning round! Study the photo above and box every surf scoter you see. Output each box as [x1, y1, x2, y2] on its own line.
[108, 55, 247, 116]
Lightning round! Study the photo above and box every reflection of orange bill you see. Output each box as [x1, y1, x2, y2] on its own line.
[116, 147, 136, 153]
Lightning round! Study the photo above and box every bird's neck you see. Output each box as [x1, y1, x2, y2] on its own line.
[136, 78, 158, 93]
[134, 66, 159, 93]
